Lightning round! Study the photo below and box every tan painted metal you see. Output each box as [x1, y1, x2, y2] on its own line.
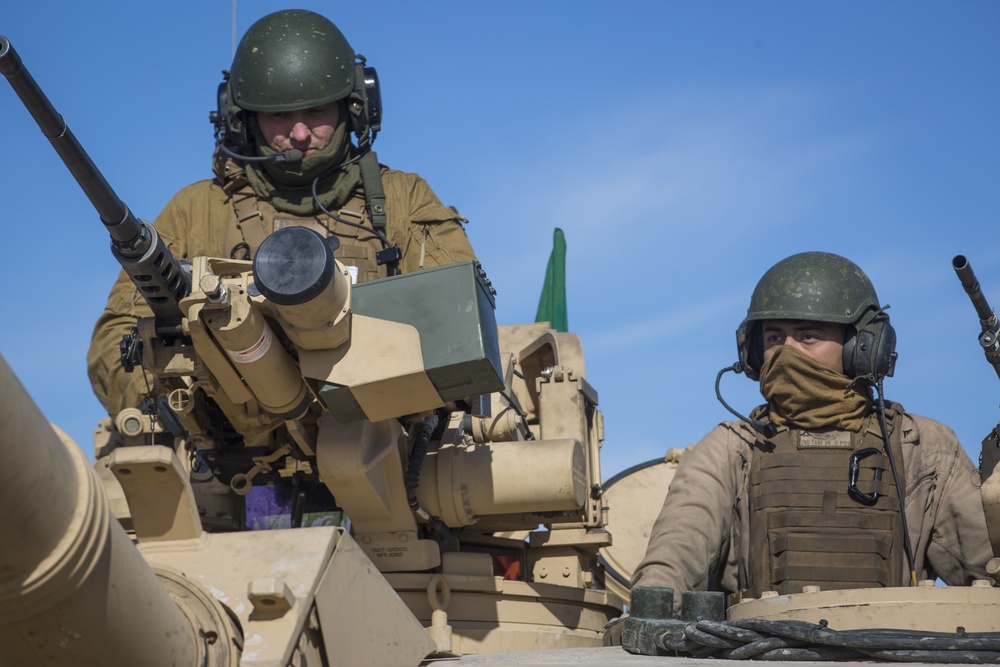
[315, 531, 438, 666]
[108, 444, 204, 541]
[387, 572, 621, 654]
[194, 262, 310, 416]
[727, 583, 1000, 632]
[416, 438, 587, 524]
[300, 313, 442, 422]
[11, 30, 999, 664]
[139, 525, 435, 667]
[0, 354, 237, 667]
[317, 415, 442, 571]
[598, 449, 687, 601]
[265, 258, 352, 351]
[983, 457, 1000, 556]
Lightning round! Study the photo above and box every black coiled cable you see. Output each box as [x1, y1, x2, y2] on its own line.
[655, 618, 1000, 663]
[404, 414, 438, 510]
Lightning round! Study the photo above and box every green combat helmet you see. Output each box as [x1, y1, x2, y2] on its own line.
[229, 9, 356, 113]
[736, 251, 897, 382]
[214, 9, 381, 155]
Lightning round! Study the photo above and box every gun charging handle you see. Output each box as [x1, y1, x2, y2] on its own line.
[953, 255, 1000, 381]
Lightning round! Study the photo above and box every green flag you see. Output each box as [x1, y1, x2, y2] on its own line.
[535, 228, 568, 332]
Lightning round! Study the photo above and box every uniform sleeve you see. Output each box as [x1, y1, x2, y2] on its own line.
[382, 170, 476, 273]
[631, 423, 749, 608]
[913, 417, 995, 584]
[85, 188, 198, 416]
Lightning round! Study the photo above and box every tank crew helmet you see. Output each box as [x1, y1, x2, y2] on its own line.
[736, 251, 897, 383]
[213, 9, 381, 154]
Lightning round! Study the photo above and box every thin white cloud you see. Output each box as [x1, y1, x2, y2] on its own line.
[508, 87, 874, 241]
[584, 290, 746, 352]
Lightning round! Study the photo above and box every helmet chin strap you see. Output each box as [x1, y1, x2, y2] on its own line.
[346, 75, 388, 241]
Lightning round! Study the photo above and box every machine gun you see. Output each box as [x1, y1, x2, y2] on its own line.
[1, 36, 619, 664]
[952, 254, 1000, 559]
[953, 255, 1000, 381]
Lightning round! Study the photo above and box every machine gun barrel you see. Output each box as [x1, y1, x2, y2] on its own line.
[953, 254, 1000, 381]
[0, 36, 189, 322]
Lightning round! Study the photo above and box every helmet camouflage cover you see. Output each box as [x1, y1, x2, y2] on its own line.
[736, 251, 883, 379]
[229, 9, 357, 113]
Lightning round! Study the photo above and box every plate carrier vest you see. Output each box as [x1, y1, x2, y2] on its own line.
[747, 403, 906, 597]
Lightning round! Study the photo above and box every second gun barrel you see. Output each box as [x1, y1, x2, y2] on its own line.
[953, 255, 995, 323]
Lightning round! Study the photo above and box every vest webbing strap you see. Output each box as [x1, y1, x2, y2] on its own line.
[358, 150, 386, 233]
[770, 533, 893, 558]
[754, 460, 890, 483]
[772, 564, 891, 585]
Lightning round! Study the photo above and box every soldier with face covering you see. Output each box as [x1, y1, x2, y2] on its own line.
[619, 252, 993, 630]
[87, 10, 476, 416]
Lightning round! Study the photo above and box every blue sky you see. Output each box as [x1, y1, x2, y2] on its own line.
[2, 1, 999, 480]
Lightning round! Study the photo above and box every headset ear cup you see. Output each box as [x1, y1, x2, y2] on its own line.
[844, 317, 897, 381]
[737, 321, 762, 381]
[212, 82, 228, 142]
[876, 321, 897, 378]
[220, 80, 252, 152]
[347, 63, 371, 144]
[842, 327, 857, 377]
[362, 66, 382, 134]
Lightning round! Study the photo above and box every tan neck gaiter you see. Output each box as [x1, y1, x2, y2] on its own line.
[759, 345, 871, 431]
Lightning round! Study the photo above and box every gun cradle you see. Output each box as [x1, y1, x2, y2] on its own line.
[106, 243, 609, 581]
[99, 251, 623, 658]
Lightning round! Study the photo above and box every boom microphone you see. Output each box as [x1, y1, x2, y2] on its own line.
[217, 144, 303, 163]
[715, 362, 777, 438]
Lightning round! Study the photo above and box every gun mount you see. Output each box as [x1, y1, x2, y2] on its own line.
[100, 234, 620, 652]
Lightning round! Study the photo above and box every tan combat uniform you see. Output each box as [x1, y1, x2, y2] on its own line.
[87, 166, 476, 415]
[631, 411, 994, 609]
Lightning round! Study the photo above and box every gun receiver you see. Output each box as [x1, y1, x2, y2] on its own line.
[952, 254, 1000, 381]
[0, 36, 189, 323]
